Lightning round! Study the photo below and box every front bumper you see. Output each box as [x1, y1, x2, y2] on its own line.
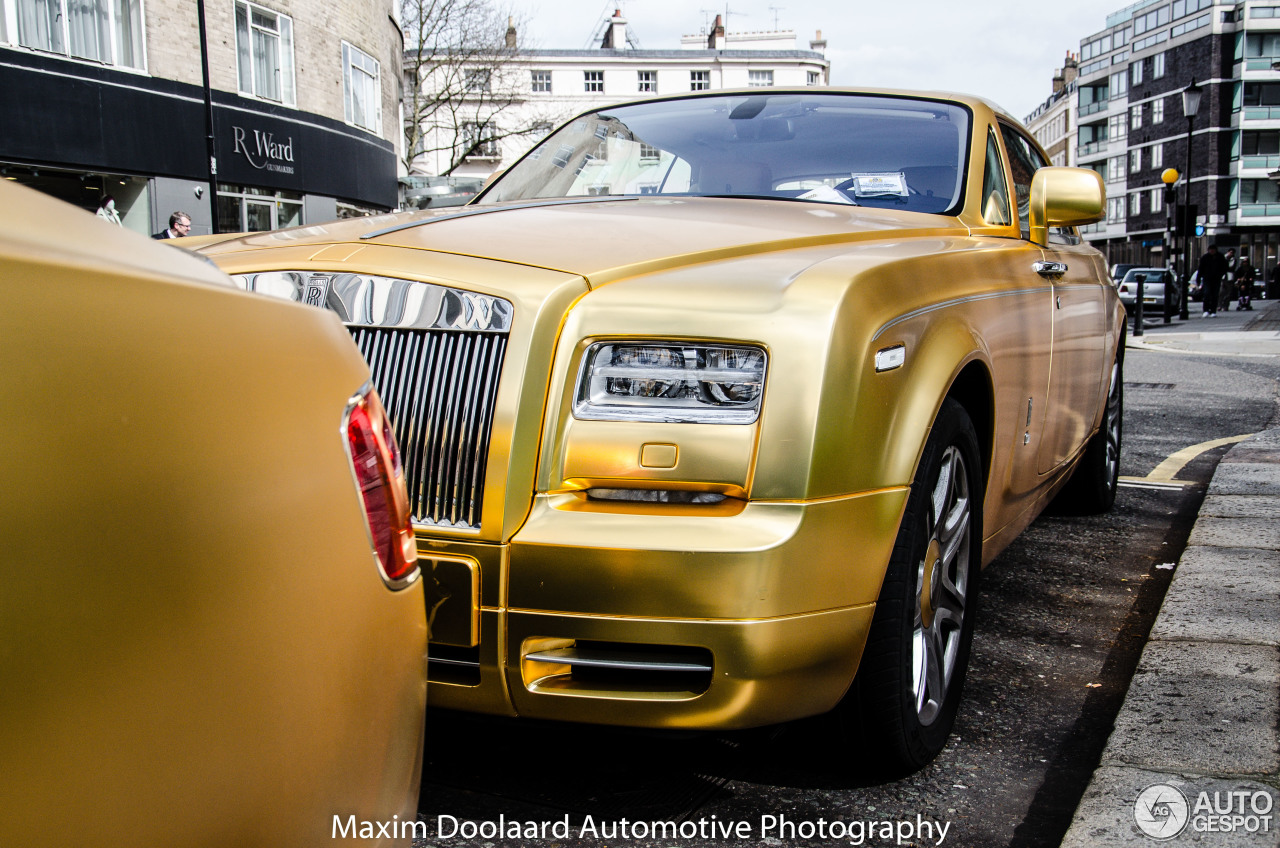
[422, 487, 907, 730]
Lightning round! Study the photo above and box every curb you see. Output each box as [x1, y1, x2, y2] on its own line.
[1060, 428, 1280, 846]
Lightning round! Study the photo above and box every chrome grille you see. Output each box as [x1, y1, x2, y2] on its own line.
[349, 326, 507, 530]
[228, 270, 512, 531]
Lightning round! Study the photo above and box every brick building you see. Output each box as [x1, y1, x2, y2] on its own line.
[1049, 0, 1280, 284]
[0, 0, 401, 235]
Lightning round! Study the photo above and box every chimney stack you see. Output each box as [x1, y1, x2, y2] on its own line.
[810, 29, 827, 53]
[505, 16, 516, 49]
[602, 9, 628, 49]
[708, 14, 725, 49]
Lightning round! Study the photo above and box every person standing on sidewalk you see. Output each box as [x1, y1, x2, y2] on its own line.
[1220, 248, 1237, 312]
[1197, 244, 1228, 317]
[1235, 253, 1256, 311]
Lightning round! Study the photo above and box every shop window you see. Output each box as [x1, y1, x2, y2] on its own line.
[342, 41, 381, 133]
[8, 0, 145, 69]
[235, 1, 296, 106]
[217, 184, 303, 233]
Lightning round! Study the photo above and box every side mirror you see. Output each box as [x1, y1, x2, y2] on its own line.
[1028, 167, 1105, 246]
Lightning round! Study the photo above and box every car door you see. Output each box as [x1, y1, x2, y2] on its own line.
[998, 123, 1106, 475]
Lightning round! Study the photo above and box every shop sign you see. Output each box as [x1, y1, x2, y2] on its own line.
[232, 126, 296, 174]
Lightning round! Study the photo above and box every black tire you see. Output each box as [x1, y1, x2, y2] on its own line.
[837, 397, 983, 776]
[1053, 342, 1124, 515]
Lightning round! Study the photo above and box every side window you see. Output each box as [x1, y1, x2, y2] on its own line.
[981, 129, 1012, 226]
[999, 123, 1047, 238]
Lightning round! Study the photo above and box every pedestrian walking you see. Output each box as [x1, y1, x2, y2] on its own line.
[1197, 244, 1228, 317]
[152, 211, 192, 240]
[1220, 248, 1237, 312]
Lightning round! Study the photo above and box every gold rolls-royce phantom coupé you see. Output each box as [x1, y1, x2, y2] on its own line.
[198, 88, 1123, 774]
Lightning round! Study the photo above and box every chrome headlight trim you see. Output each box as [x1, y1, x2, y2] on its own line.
[574, 341, 767, 425]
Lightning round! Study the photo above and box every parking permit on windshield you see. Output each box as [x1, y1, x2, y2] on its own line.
[851, 172, 909, 197]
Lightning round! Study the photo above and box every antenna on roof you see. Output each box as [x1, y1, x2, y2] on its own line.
[699, 7, 716, 34]
[769, 5, 784, 29]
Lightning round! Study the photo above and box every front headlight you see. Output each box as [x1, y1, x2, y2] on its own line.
[575, 342, 766, 424]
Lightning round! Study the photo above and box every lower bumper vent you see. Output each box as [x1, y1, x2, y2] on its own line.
[523, 640, 713, 699]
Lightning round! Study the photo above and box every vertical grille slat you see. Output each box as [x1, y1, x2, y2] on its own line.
[351, 326, 507, 531]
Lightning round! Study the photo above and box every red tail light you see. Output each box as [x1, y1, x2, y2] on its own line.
[344, 387, 418, 588]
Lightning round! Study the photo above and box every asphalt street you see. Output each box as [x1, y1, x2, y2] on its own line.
[412, 299, 1280, 848]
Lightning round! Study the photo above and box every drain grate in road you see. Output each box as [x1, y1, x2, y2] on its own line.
[1125, 382, 1176, 390]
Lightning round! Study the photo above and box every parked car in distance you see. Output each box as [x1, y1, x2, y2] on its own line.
[0, 181, 427, 847]
[197, 87, 1124, 776]
[1110, 262, 1140, 282]
[1116, 266, 1179, 314]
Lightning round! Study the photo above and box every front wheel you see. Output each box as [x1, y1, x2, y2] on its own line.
[835, 398, 983, 775]
[1053, 343, 1124, 514]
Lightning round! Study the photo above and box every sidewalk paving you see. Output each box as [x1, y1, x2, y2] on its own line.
[1060, 300, 1280, 846]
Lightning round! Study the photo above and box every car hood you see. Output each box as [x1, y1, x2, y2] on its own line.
[196, 197, 970, 286]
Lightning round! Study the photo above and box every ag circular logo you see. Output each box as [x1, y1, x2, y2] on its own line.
[1135, 783, 1190, 839]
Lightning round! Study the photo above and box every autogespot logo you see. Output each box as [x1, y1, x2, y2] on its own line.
[1135, 784, 1190, 839]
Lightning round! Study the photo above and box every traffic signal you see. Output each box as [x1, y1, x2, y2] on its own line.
[1176, 203, 1198, 237]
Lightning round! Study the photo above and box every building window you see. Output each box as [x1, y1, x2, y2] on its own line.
[1130, 148, 1142, 173]
[639, 142, 660, 160]
[531, 70, 551, 93]
[235, 1, 296, 106]
[637, 70, 656, 93]
[1172, 0, 1212, 17]
[1108, 113, 1128, 140]
[1152, 98, 1164, 124]
[1152, 143, 1163, 168]
[1131, 61, 1143, 86]
[465, 68, 491, 92]
[1108, 155, 1126, 181]
[1129, 192, 1142, 215]
[1110, 70, 1128, 98]
[1131, 105, 1143, 130]
[584, 70, 604, 92]
[531, 120, 554, 137]
[462, 122, 498, 158]
[748, 69, 773, 87]
[9, 0, 145, 69]
[690, 70, 710, 90]
[807, 71, 820, 86]
[1108, 196, 1125, 222]
[1151, 187, 1163, 213]
[342, 42, 380, 133]
[1153, 51, 1166, 78]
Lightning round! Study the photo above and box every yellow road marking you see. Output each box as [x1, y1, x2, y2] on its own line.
[1128, 433, 1255, 485]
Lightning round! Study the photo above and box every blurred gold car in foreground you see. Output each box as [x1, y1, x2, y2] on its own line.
[198, 88, 1124, 774]
[0, 182, 426, 846]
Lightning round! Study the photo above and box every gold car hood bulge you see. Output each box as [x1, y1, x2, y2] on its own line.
[199, 197, 968, 286]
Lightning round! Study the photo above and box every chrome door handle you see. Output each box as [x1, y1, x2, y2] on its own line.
[1033, 261, 1068, 278]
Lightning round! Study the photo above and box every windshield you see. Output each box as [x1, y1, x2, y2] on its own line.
[481, 93, 971, 214]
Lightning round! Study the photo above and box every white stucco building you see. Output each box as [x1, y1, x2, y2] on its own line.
[408, 10, 830, 179]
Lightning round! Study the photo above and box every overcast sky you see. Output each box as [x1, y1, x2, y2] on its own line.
[514, 0, 1132, 121]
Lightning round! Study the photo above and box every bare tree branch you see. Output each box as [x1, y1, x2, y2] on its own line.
[401, 0, 546, 175]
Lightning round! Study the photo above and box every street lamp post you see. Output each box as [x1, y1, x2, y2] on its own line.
[1162, 168, 1179, 323]
[1180, 80, 1202, 320]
